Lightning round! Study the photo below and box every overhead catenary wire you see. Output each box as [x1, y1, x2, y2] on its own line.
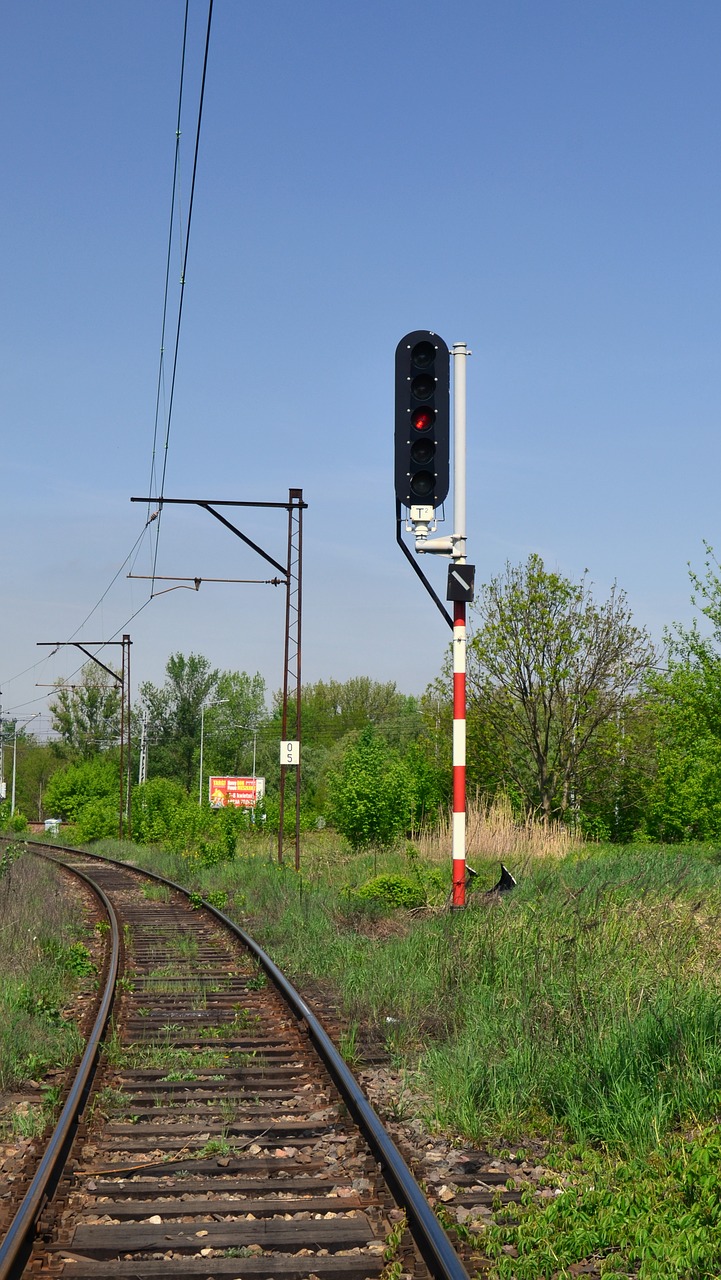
[146, 0, 190, 524]
[150, 0, 214, 594]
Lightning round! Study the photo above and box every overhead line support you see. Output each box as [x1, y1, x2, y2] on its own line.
[37, 637, 133, 839]
[130, 492, 306, 869]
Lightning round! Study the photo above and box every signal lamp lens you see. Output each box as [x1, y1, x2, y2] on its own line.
[411, 407, 435, 431]
[411, 373, 435, 401]
[411, 438, 435, 465]
[411, 340, 435, 369]
[410, 470, 435, 497]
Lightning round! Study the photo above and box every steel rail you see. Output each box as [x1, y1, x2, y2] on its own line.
[0, 850, 121, 1280]
[3, 838, 469, 1280]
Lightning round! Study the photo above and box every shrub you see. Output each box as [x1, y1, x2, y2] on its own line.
[44, 757, 117, 823]
[0, 807, 29, 834]
[353, 873, 426, 910]
[326, 727, 413, 850]
[74, 797, 118, 841]
[133, 777, 188, 844]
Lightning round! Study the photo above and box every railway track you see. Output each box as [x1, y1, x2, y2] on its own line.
[0, 842, 477, 1280]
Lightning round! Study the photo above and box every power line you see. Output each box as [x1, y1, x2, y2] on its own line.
[151, 0, 215, 592]
[147, 0, 190, 521]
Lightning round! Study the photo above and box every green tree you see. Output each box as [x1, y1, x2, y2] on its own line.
[132, 776, 190, 844]
[272, 676, 422, 749]
[466, 555, 655, 820]
[642, 544, 721, 840]
[49, 662, 121, 758]
[139, 653, 220, 791]
[264, 676, 424, 821]
[10, 739, 66, 822]
[326, 726, 413, 849]
[43, 756, 118, 828]
[202, 670, 267, 777]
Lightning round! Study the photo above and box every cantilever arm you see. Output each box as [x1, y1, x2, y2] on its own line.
[395, 501, 453, 629]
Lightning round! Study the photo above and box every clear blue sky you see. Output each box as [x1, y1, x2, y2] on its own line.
[2, 1, 720, 732]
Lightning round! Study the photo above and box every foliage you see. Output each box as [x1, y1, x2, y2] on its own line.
[272, 676, 422, 749]
[403, 740, 446, 828]
[9, 741, 66, 824]
[263, 675, 427, 822]
[49, 662, 121, 757]
[326, 726, 414, 849]
[133, 776, 188, 844]
[139, 653, 267, 794]
[351, 873, 426, 910]
[139, 652, 220, 791]
[72, 797, 118, 841]
[485, 1125, 721, 1278]
[466, 555, 655, 820]
[43, 755, 118, 826]
[643, 545, 721, 841]
[0, 838, 25, 879]
[0, 805, 29, 833]
[202, 669, 267, 777]
[0, 854, 89, 1091]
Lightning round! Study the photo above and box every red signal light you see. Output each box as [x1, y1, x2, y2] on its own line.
[411, 407, 435, 431]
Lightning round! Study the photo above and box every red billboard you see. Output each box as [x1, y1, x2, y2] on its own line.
[208, 776, 265, 809]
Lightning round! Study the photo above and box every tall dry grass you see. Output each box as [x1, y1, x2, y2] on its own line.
[413, 792, 577, 863]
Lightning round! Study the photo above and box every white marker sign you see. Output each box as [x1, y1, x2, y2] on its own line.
[280, 740, 300, 766]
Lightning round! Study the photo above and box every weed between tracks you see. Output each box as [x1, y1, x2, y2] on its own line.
[103, 1030, 257, 1075]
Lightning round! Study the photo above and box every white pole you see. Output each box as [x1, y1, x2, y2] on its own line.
[198, 704, 206, 806]
[453, 343, 467, 562]
[451, 343, 469, 909]
[139, 710, 148, 785]
[11, 726, 17, 817]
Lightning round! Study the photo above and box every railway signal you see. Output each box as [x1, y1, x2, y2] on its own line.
[394, 330, 450, 509]
[394, 331, 471, 909]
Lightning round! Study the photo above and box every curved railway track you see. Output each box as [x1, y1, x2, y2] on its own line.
[0, 840, 476, 1280]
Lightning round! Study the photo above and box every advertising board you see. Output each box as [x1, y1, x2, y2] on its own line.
[208, 776, 265, 809]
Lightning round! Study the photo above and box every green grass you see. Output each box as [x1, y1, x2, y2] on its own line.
[103, 1030, 257, 1074]
[0, 853, 93, 1092]
[141, 881, 171, 903]
[483, 1124, 721, 1278]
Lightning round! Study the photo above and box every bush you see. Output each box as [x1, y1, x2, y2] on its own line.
[0, 806, 29, 833]
[133, 777, 188, 844]
[352, 873, 426, 910]
[74, 798, 118, 841]
[44, 757, 117, 824]
[326, 727, 413, 850]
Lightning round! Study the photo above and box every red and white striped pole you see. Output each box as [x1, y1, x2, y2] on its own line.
[451, 343, 468, 909]
[452, 598, 467, 907]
